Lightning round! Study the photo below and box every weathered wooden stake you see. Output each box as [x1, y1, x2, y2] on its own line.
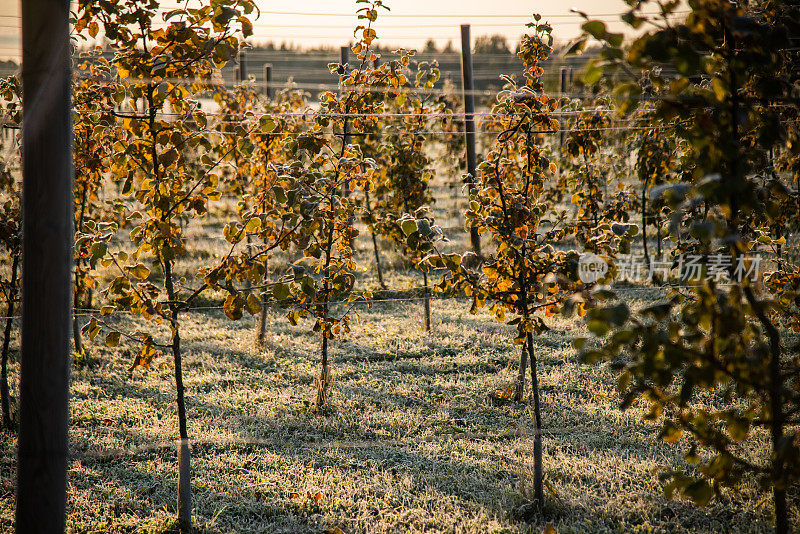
[340, 45, 355, 250]
[17, 0, 73, 529]
[559, 67, 567, 147]
[263, 63, 272, 98]
[236, 49, 247, 83]
[460, 25, 481, 258]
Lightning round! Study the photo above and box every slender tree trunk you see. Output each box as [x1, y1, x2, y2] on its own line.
[1, 253, 19, 429]
[725, 19, 785, 526]
[72, 297, 83, 354]
[514, 338, 528, 402]
[164, 259, 191, 533]
[460, 24, 482, 258]
[422, 270, 431, 332]
[641, 176, 650, 278]
[315, 115, 347, 409]
[172, 337, 191, 533]
[526, 331, 544, 506]
[73, 182, 88, 354]
[656, 217, 662, 257]
[256, 257, 268, 346]
[177, 437, 191, 534]
[364, 191, 386, 289]
[317, 328, 330, 409]
[371, 231, 386, 289]
[316, 206, 336, 409]
[316, 266, 332, 409]
[744, 287, 787, 533]
[243, 234, 253, 293]
[256, 298, 268, 347]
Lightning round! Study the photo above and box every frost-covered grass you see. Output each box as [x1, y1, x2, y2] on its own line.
[0, 169, 790, 533]
[0, 277, 782, 533]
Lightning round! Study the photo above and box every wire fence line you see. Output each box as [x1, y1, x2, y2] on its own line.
[0, 10, 692, 20]
[71, 109, 625, 118]
[0, 281, 751, 323]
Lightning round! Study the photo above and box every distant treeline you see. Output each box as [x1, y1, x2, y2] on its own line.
[0, 60, 19, 78]
[65, 34, 597, 98]
[226, 36, 597, 97]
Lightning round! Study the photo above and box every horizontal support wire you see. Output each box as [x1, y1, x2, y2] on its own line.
[0, 281, 762, 323]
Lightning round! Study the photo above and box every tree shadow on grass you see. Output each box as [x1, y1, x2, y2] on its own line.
[62, 317, 777, 533]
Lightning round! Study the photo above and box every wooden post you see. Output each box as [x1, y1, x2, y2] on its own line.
[422, 271, 431, 332]
[460, 24, 481, 258]
[559, 67, 567, 147]
[17, 0, 73, 530]
[236, 49, 246, 83]
[340, 46, 351, 152]
[340, 46, 355, 250]
[263, 63, 272, 99]
[177, 438, 191, 532]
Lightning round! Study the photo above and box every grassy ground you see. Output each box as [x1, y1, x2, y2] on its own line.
[0, 274, 786, 533]
[0, 159, 794, 533]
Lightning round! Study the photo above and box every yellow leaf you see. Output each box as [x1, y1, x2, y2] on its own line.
[246, 293, 262, 315]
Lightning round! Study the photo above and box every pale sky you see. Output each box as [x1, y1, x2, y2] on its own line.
[0, 0, 684, 61]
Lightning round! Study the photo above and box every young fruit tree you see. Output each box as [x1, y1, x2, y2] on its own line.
[74, 1, 256, 530]
[273, 0, 443, 409]
[0, 74, 20, 431]
[362, 56, 442, 328]
[72, 61, 122, 355]
[432, 19, 583, 507]
[575, 2, 800, 531]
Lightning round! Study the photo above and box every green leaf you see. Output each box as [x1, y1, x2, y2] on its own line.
[273, 283, 290, 300]
[726, 417, 750, 441]
[112, 86, 126, 104]
[400, 219, 418, 236]
[301, 276, 316, 297]
[587, 319, 610, 337]
[90, 242, 107, 259]
[224, 294, 244, 321]
[582, 60, 603, 86]
[245, 217, 261, 233]
[259, 115, 276, 132]
[582, 20, 607, 39]
[658, 421, 683, 443]
[683, 480, 714, 506]
[565, 38, 587, 55]
[272, 186, 287, 204]
[105, 331, 121, 347]
[606, 32, 624, 47]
